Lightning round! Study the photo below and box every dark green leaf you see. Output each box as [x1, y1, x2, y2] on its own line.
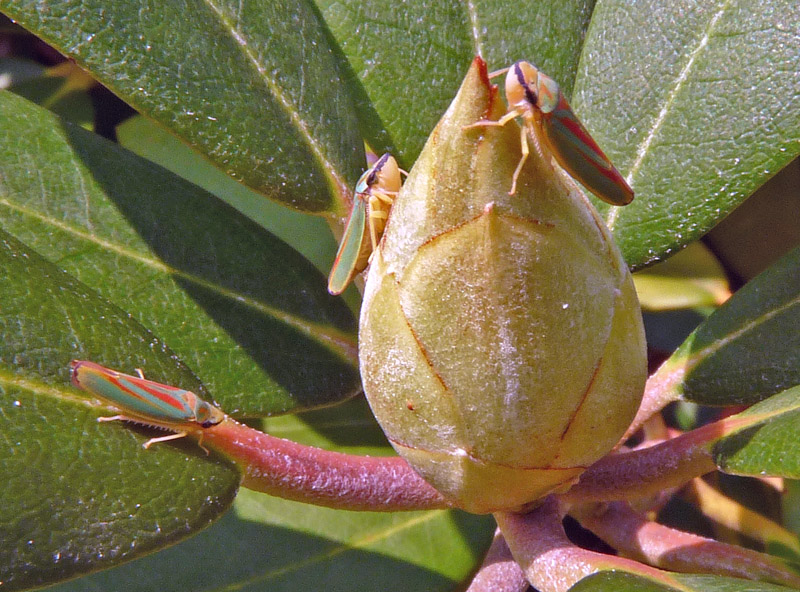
[778, 480, 800, 562]
[676, 574, 800, 592]
[0, 90, 359, 415]
[0, 0, 365, 213]
[6, 63, 94, 129]
[570, 572, 679, 592]
[317, 0, 596, 166]
[659, 246, 800, 406]
[45, 399, 495, 592]
[571, 571, 798, 591]
[0, 231, 240, 591]
[575, 0, 800, 268]
[713, 385, 800, 478]
[116, 115, 340, 274]
[261, 392, 397, 455]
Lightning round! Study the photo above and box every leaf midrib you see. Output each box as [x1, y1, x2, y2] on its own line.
[199, 0, 349, 198]
[605, 0, 733, 231]
[0, 197, 358, 363]
[208, 511, 451, 592]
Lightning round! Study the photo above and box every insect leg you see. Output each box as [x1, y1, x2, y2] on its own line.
[509, 124, 530, 195]
[142, 431, 190, 450]
[98, 414, 131, 423]
[463, 109, 520, 131]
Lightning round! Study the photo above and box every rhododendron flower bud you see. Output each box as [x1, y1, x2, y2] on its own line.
[359, 58, 646, 514]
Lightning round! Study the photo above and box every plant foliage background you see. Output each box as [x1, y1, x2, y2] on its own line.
[0, 0, 798, 590]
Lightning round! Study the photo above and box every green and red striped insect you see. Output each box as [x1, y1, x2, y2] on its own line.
[466, 60, 634, 205]
[327, 153, 402, 295]
[70, 360, 225, 453]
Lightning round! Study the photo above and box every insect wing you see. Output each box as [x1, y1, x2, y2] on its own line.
[71, 360, 196, 423]
[328, 154, 400, 295]
[540, 93, 633, 206]
[328, 190, 369, 295]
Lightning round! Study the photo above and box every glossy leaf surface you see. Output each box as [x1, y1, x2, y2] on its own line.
[714, 385, 800, 479]
[571, 571, 797, 592]
[575, 0, 800, 268]
[0, 231, 240, 591]
[0, 90, 359, 416]
[315, 0, 596, 166]
[0, 0, 366, 214]
[116, 115, 339, 274]
[655, 246, 800, 406]
[0, 93, 358, 415]
[43, 399, 494, 592]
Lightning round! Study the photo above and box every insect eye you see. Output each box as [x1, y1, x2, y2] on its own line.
[201, 420, 215, 428]
[523, 85, 538, 108]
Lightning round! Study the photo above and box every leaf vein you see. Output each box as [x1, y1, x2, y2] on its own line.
[688, 294, 800, 370]
[210, 511, 448, 592]
[200, 0, 349, 198]
[606, 0, 733, 231]
[0, 198, 357, 363]
[463, 0, 483, 57]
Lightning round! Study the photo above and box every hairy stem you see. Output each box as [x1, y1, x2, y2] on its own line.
[199, 391, 762, 514]
[623, 358, 685, 440]
[561, 416, 753, 504]
[494, 498, 682, 592]
[203, 417, 450, 511]
[571, 501, 800, 588]
[465, 529, 529, 592]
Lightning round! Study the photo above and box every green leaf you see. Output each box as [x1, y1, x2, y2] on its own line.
[634, 242, 729, 311]
[45, 399, 495, 592]
[0, 231, 240, 591]
[656, 246, 800, 406]
[261, 392, 399, 455]
[570, 572, 679, 592]
[713, 385, 800, 478]
[116, 115, 340, 274]
[5, 62, 95, 129]
[571, 571, 798, 592]
[317, 0, 596, 165]
[0, 0, 366, 214]
[575, 0, 800, 268]
[779, 480, 800, 562]
[0, 90, 360, 415]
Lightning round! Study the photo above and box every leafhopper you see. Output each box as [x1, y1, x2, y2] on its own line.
[70, 360, 224, 453]
[466, 61, 633, 205]
[327, 153, 402, 295]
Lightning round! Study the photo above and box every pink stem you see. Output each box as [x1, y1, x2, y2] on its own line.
[572, 501, 800, 588]
[494, 498, 682, 592]
[623, 358, 684, 440]
[465, 529, 529, 592]
[199, 396, 756, 513]
[203, 417, 450, 511]
[560, 416, 752, 504]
